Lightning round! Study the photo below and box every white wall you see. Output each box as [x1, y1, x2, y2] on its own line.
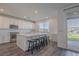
[49, 18, 58, 42]
[57, 9, 67, 49]
[32, 22, 39, 32]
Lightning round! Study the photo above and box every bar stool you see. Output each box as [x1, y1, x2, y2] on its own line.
[31, 35, 38, 50]
[42, 36, 46, 46]
[39, 36, 44, 47]
[27, 40, 34, 54]
[45, 35, 49, 45]
[34, 35, 41, 49]
[33, 39, 38, 50]
[33, 38, 40, 50]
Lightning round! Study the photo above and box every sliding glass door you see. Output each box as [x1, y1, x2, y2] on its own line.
[67, 18, 79, 52]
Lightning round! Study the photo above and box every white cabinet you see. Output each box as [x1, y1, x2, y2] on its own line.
[3, 32, 10, 43]
[0, 34, 4, 44]
[0, 31, 10, 44]
[0, 16, 34, 44]
[10, 18, 18, 26]
[0, 16, 34, 30]
[0, 16, 10, 28]
[18, 20, 33, 29]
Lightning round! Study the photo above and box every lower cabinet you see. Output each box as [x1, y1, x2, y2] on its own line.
[0, 31, 10, 44]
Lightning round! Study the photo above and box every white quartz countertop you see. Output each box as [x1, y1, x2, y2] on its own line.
[17, 33, 47, 37]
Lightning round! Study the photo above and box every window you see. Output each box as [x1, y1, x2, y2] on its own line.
[39, 22, 48, 29]
[39, 22, 49, 32]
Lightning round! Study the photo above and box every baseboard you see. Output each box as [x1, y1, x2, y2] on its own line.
[0, 41, 15, 45]
[58, 47, 79, 53]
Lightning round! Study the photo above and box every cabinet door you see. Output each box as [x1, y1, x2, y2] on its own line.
[3, 32, 10, 43]
[0, 32, 4, 44]
[1, 17, 9, 28]
[0, 31, 10, 44]
[0, 36, 3, 44]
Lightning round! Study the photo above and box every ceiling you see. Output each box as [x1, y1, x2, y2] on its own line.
[0, 3, 73, 21]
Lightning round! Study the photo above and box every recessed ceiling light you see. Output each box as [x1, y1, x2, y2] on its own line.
[24, 16, 26, 18]
[34, 10, 38, 14]
[0, 8, 4, 12]
[45, 17, 49, 18]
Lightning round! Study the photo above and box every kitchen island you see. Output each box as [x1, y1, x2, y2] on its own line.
[16, 33, 47, 51]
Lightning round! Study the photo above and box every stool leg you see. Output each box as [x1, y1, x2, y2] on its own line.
[31, 42, 34, 54]
[28, 42, 30, 52]
[46, 36, 48, 45]
[36, 41, 39, 50]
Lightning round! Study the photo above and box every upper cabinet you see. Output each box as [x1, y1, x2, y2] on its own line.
[0, 16, 34, 29]
[0, 16, 10, 28]
[18, 19, 34, 29]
